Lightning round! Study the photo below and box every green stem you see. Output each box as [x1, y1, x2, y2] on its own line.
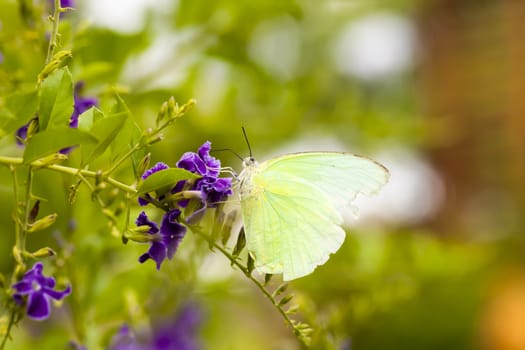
[45, 0, 61, 64]
[0, 156, 136, 194]
[21, 168, 33, 251]
[0, 309, 16, 350]
[191, 228, 309, 348]
[104, 142, 141, 177]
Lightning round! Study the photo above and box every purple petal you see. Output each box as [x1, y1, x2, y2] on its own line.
[177, 153, 207, 175]
[15, 121, 30, 146]
[148, 242, 167, 270]
[12, 280, 33, 294]
[26, 292, 51, 320]
[138, 196, 150, 206]
[141, 162, 169, 180]
[138, 253, 150, 264]
[43, 284, 71, 300]
[135, 212, 159, 234]
[197, 141, 212, 159]
[160, 210, 187, 259]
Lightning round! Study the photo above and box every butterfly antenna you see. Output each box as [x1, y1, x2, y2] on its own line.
[242, 126, 253, 158]
[211, 148, 243, 161]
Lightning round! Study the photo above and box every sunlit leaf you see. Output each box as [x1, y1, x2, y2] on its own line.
[137, 168, 200, 195]
[82, 112, 128, 164]
[23, 127, 98, 164]
[38, 67, 74, 131]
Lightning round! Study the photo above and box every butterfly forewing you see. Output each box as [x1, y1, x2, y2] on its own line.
[240, 152, 389, 280]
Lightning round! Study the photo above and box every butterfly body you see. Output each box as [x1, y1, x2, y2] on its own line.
[238, 152, 389, 281]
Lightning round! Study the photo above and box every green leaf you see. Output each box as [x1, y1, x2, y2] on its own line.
[38, 67, 74, 131]
[137, 168, 200, 195]
[82, 112, 128, 164]
[77, 107, 104, 131]
[0, 89, 38, 137]
[108, 94, 141, 160]
[6, 89, 39, 121]
[23, 127, 98, 164]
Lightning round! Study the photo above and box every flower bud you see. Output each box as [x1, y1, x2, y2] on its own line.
[38, 50, 73, 83]
[32, 153, 68, 167]
[28, 200, 40, 224]
[232, 228, 246, 257]
[156, 101, 168, 126]
[167, 96, 178, 118]
[278, 294, 294, 307]
[127, 232, 154, 243]
[25, 117, 39, 142]
[137, 153, 151, 180]
[180, 99, 196, 114]
[31, 247, 56, 258]
[28, 213, 58, 233]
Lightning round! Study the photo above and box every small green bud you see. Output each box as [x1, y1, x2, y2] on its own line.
[156, 101, 168, 126]
[25, 117, 39, 142]
[146, 134, 164, 146]
[278, 294, 294, 306]
[28, 200, 40, 224]
[28, 213, 57, 233]
[232, 228, 246, 257]
[264, 273, 273, 285]
[180, 99, 196, 114]
[32, 153, 68, 167]
[167, 96, 177, 118]
[37, 50, 73, 83]
[220, 211, 237, 245]
[272, 283, 288, 297]
[127, 232, 154, 243]
[137, 153, 151, 179]
[31, 247, 56, 258]
[246, 254, 255, 275]
[286, 305, 299, 314]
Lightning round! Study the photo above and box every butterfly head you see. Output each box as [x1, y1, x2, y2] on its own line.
[242, 156, 258, 168]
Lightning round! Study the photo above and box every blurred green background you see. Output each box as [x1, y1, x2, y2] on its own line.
[1, 0, 525, 349]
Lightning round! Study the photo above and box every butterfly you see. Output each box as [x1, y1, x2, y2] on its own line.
[238, 151, 389, 281]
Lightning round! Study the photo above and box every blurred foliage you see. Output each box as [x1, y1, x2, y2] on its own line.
[0, 0, 523, 349]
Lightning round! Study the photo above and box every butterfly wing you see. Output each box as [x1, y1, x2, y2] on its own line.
[240, 152, 389, 281]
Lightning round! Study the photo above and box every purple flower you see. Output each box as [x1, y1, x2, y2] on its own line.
[176, 141, 232, 208]
[152, 303, 202, 350]
[12, 262, 71, 321]
[137, 210, 186, 270]
[110, 303, 202, 350]
[109, 325, 144, 350]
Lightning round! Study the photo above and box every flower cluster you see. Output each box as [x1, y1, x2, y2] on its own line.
[15, 81, 97, 153]
[110, 303, 202, 350]
[11, 262, 71, 320]
[135, 141, 232, 270]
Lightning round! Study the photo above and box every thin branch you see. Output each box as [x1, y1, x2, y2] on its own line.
[191, 227, 310, 348]
[45, 0, 61, 64]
